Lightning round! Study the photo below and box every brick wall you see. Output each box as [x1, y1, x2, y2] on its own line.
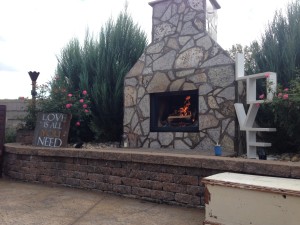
[3, 143, 300, 207]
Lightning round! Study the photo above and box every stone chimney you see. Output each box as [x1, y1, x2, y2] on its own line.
[149, 0, 220, 42]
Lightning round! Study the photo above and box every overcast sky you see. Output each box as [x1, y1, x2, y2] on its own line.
[0, 0, 292, 99]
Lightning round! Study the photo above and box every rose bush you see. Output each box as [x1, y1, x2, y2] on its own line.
[26, 75, 94, 142]
[257, 77, 300, 152]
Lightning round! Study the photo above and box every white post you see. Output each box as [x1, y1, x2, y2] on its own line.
[235, 53, 245, 80]
[234, 53, 277, 158]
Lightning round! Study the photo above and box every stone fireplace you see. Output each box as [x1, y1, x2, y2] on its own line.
[123, 0, 236, 152]
[150, 90, 199, 132]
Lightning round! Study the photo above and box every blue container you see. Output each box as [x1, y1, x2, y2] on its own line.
[214, 145, 222, 156]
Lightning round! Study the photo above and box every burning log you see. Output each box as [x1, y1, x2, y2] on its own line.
[167, 115, 192, 123]
[167, 95, 193, 124]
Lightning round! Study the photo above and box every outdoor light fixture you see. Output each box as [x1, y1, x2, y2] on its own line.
[28, 71, 40, 82]
[28, 71, 40, 112]
[28, 71, 40, 97]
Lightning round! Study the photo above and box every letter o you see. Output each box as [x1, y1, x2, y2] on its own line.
[47, 113, 55, 121]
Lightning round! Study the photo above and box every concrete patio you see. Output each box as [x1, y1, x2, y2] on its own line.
[0, 179, 204, 225]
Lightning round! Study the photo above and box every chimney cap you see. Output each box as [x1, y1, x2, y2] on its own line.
[149, 0, 220, 9]
[148, 0, 165, 7]
[209, 0, 220, 9]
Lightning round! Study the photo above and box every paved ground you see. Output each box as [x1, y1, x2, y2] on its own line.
[0, 179, 204, 225]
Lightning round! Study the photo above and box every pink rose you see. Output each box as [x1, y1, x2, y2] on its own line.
[284, 88, 289, 92]
[75, 121, 81, 126]
[277, 93, 283, 98]
[283, 94, 289, 100]
[82, 90, 87, 95]
[66, 103, 72, 109]
[265, 73, 270, 78]
[83, 104, 88, 109]
[84, 109, 89, 113]
[68, 93, 72, 97]
[79, 99, 84, 103]
[259, 94, 265, 99]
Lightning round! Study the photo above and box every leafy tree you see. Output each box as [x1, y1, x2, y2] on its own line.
[227, 43, 258, 75]
[55, 8, 147, 142]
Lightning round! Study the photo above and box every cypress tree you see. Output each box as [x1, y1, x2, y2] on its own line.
[56, 8, 147, 141]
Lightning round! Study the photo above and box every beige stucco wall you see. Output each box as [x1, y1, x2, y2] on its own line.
[0, 99, 28, 129]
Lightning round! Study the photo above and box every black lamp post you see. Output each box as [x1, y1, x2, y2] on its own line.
[28, 71, 40, 111]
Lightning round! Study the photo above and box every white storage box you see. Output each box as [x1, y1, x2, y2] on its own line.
[202, 172, 300, 225]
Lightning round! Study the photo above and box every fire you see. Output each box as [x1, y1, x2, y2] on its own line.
[167, 95, 195, 127]
[178, 96, 191, 116]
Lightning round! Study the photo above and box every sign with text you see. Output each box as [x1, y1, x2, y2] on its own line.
[33, 113, 72, 148]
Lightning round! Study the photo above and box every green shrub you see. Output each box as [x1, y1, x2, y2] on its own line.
[5, 128, 16, 143]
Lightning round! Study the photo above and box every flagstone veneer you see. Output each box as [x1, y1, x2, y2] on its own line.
[123, 0, 236, 152]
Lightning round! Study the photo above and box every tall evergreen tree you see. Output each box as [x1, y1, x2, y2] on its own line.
[250, 0, 300, 86]
[56, 8, 147, 141]
[228, 1, 300, 153]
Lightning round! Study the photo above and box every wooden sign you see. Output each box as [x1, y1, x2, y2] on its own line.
[33, 112, 72, 148]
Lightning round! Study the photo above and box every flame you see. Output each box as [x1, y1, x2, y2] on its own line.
[178, 96, 191, 116]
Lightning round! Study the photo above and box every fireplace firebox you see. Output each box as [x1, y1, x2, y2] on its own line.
[150, 90, 199, 132]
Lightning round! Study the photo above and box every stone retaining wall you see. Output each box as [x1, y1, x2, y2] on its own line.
[3, 143, 300, 207]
